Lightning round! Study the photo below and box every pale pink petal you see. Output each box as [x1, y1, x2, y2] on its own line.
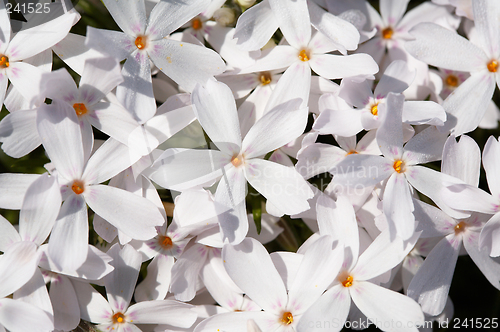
[471, 0, 500, 58]
[441, 182, 498, 214]
[463, 230, 500, 289]
[330, 154, 393, 188]
[85, 27, 135, 61]
[134, 254, 174, 302]
[48, 194, 88, 271]
[146, 0, 208, 38]
[127, 300, 196, 327]
[234, 1, 278, 51]
[104, 244, 142, 313]
[49, 275, 80, 331]
[407, 234, 460, 316]
[238, 85, 274, 139]
[413, 199, 457, 238]
[309, 53, 378, 80]
[0, 298, 53, 332]
[148, 39, 225, 93]
[193, 311, 276, 332]
[0, 173, 40, 209]
[79, 56, 123, 105]
[72, 280, 113, 324]
[7, 12, 77, 61]
[384, 173, 415, 239]
[116, 53, 156, 123]
[406, 23, 486, 72]
[295, 143, 346, 179]
[296, 284, 350, 332]
[84, 184, 163, 240]
[402, 126, 448, 166]
[244, 159, 313, 215]
[377, 92, 404, 159]
[482, 136, 500, 198]
[215, 166, 248, 244]
[0, 215, 20, 252]
[269, 0, 310, 49]
[144, 104, 196, 145]
[402, 100, 447, 126]
[313, 104, 364, 137]
[170, 244, 209, 301]
[0, 241, 38, 298]
[441, 135, 480, 187]
[222, 237, 288, 315]
[264, 61, 310, 112]
[374, 60, 415, 97]
[316, 194, 359, 268]
[242, 99, 307, 159]
[237, 46, 298, 74]
[479, 213, 500, 257]
[0, 0, 10, 53]
[13, 268, 52, 318]
[350, 281, 424, 331]
[0, 110, 41, 158]
[380, 0, 410, 25]
[53, 33, 105, 76]
[288, 235, 344, 314]
[6, 62, 43, 106]
[19, 173, 61, 246]
[191, 79, 241, 154]
[37, 101, 84, 182]
[101, 0, 147, 36]
[307, 0, 360, 54]
[41, 68, 78, 103]
[352, 230, 419, 281]
[406, 166, 472, 219]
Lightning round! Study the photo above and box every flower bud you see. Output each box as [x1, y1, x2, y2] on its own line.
[236, 0, 256, 8]
[213, 8, 235, 26]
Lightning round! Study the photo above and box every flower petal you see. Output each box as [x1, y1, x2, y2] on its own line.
[0, 241, 38, 298]
[268, 0, 310, 49]
[148, 39, 225, 93]
[233, 1, 278, 51]
[101, 0, 147, 36]
[128, 300, 196, 327]
[84, 184, 164, 240]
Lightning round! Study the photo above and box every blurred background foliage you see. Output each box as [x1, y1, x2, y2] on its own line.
[0, 0, 499, 331]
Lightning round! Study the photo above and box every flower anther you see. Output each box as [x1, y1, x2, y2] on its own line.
[454, 221, 467, 235]
[298, 49, 310, 62]
[112, 312, 126, 324]
[0, 55, 9, 68]
[393, 160, 405, 173]
[73, 103, 88, 116]
[487, 60, 498, 73]
[259, 71, 272, 85]
[192, 18, 203, 30]
[382, 27, 393, 39]
[231, 154, 244, 167]
[135, 35, 147, 50]
[71, 180, 85, 195]
[281, 312, 294, 325]
[159, 235, 173, 249]
[445, 74, 459, 87]
[370, 103, 378, 116]
[341, 275, 354, 287]
[346, 150, 358, 156]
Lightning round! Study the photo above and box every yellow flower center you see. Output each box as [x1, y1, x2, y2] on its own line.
[281, 312, 294, 325]
[445, 74, 459, 87]
[487, 59, 498, 73]
[73, 103, 88, 116]
[341, 275, 354, 287]
[370, 103, 378, 116]
[231, 154, 243, 167]
[0, 55, 9, 68]
[135, 35, 147, 50]
[158, 235, 173, 249]
[454, 221, 467, 234]
[112, 312, 126, 324]
[382, 27, 393, 39]
[346, 150, 358, 156]
[71, 180, 85, 195]
[393, 160, 405, 173]
[298, 49, 310, 62]
[259, 71, 272, 85]
[192, 18, 203, 30]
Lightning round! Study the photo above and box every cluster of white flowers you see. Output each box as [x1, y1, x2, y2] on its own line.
[1, 0, 499, 331]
